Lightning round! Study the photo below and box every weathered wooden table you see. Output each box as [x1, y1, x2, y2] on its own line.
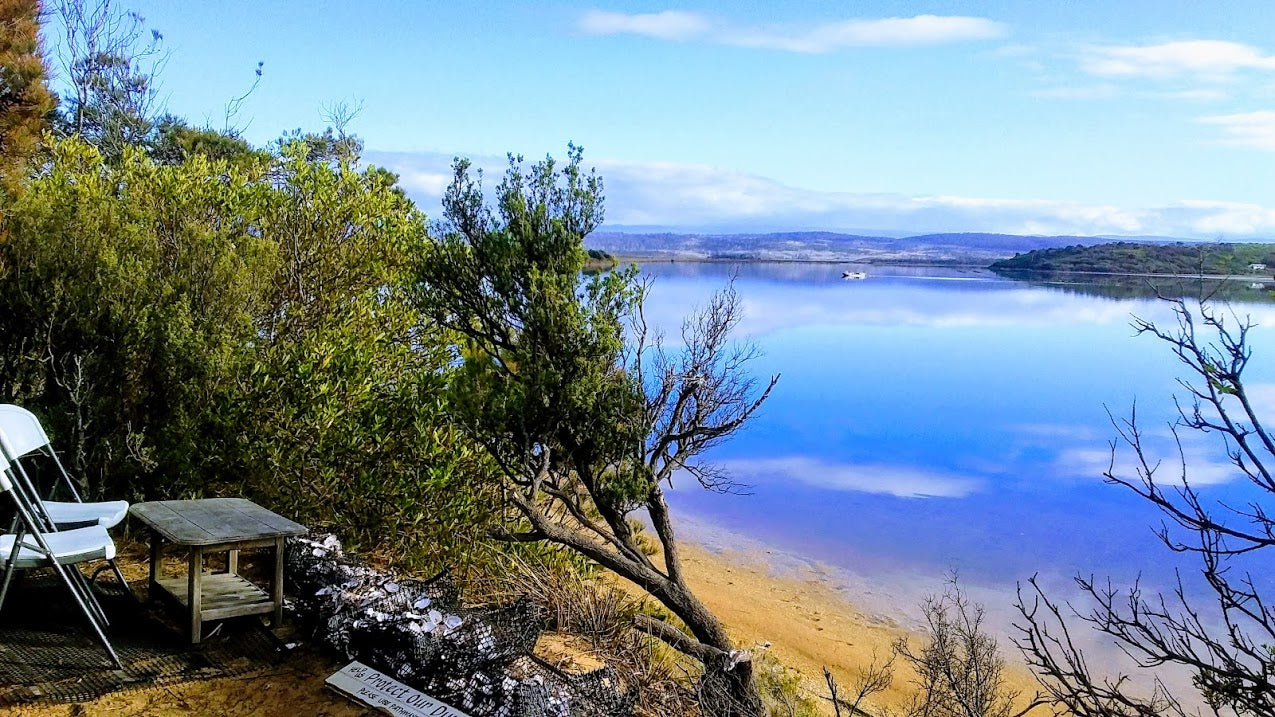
[130, 498, 306, 643]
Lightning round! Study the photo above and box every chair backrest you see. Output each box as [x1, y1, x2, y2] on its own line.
[0, 405, 82, 504]
[0, 405, 52, 461]
[0, 451, 11, 494]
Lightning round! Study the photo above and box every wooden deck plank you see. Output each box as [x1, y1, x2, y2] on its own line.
[155, 573, 274, 621]
[131, 502, 212, 544]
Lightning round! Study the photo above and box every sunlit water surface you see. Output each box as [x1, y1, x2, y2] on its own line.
[638, 262, 1275, 640]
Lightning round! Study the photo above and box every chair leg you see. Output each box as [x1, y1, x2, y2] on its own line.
[0, 562, 17, 612]
[48, 561, 121, 669]
[64, 564, 110, 627]
[108, 559, 136, 602]
[0, 524, 26, 612]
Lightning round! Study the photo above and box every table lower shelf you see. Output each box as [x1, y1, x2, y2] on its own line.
[154, 572, 275, 621]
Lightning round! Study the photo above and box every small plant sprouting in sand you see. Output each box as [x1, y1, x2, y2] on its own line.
[822, 651, 896, 717]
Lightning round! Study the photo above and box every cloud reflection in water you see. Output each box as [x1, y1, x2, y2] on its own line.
[716, 456, 983, 498]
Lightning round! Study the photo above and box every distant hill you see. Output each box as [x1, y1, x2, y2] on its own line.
[991, 242, 1275, 276]
[587, 231, 1122, 265]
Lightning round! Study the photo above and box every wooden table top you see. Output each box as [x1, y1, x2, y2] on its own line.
[130, 498, 306, 546]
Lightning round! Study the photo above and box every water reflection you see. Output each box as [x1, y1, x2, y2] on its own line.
[991, 268, 1275, 303]
[638, 261, 1275, 599]
[637, 262, 1275, 342]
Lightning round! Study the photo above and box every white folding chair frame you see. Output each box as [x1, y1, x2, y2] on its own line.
[0, 406, 133, 597]
[0, 453, 121, 668]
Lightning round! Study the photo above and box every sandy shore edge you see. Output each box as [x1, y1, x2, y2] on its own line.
[680, 540, 1046, 715]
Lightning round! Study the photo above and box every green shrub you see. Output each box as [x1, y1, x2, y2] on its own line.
[0, 138, 273, 498]
[755, 651, 822, 717]
[0, 136, 498, 574]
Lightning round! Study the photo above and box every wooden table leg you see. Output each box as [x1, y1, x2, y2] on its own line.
[271, 537, 284, 627]
[148, 529, 162, 600]
[227, 549, 239, 576]
[188, 546, 203, 644]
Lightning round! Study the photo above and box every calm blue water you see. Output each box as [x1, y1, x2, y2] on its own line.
[638, 262, 1275, 606]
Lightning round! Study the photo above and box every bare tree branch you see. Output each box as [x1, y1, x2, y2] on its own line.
[1015, 297, 1275, 716]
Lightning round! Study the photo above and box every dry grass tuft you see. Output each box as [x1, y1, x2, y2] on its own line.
[474, 548, 700, 716]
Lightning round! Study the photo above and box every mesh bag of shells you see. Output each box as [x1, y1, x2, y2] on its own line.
[346, 597, 543, 685]
[505, 656, 638, 717]
[284, 534, 635, 716]
[388, 654, 636, 717]
[343, 607, 635, 717]
[285, 532, 460, 617]
[285, 533, 461, 655]
[411, 655, 638, 717]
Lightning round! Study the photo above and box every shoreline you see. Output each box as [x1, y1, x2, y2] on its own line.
[678, 538, 1046, 715]
[613, 254, 1275, 283]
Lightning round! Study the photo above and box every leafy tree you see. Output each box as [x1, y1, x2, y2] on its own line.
[227, 138, 497, 568]
[0, 137, 273, 497]
[412, 146, 777, 715]
[49, 0, 164, 160]
[0, 0, 55, 191]
[0, 135, 494, 571]
[148, 115, 262, 166]
[1015, 299, 1275, 715]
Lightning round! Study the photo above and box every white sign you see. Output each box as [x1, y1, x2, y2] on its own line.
[325, 661, 471, 717]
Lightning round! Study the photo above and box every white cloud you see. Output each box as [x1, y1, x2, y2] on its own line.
[366, 149, 1275, 239]
[1082, 40, 1275, 80]
[723, 16, 1007, 53]
[577, 10, 710, 41]
[717, 456, 981, 498]
[1031, 84, 1120, 100]
[1029, 86, 1228, 102]
[909, 194, 1148, 233]
[1173, 197, 1275, 233]
[576, 10, 1006, 52]
[1198, 110, 1275, 150]
[393, 169, 450, 196]
[1155, 88, 1229, 101]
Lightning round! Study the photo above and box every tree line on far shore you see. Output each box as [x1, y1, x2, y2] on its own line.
[992, 241, 1275, 277]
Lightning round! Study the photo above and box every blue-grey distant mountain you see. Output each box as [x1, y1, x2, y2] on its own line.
[587, 231, 1137, 264]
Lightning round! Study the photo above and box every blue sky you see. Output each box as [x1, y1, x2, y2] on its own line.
[50, 1, 1275, 237]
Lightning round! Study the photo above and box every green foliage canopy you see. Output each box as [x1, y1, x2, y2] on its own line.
[415, 146, 652, 510]
[0, 135, 495, 571]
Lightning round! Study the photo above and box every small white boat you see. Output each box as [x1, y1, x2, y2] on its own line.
[842, 271, 867, 280]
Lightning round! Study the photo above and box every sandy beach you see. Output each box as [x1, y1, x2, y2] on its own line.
[679, 541, 1045, 715]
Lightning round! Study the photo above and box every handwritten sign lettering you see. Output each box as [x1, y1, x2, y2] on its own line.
[326, 661, 471, 717]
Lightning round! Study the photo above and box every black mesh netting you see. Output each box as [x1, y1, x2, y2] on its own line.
[286, 533, 636, 717]
[0, 572, 281, 706]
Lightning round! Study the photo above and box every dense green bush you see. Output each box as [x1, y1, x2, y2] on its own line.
[0, 138, 274, 497]
[0, 136, 497, 572]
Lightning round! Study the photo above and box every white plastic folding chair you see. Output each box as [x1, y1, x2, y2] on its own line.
[0, 451, 122, 668]
[0, 405, 131, 594]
